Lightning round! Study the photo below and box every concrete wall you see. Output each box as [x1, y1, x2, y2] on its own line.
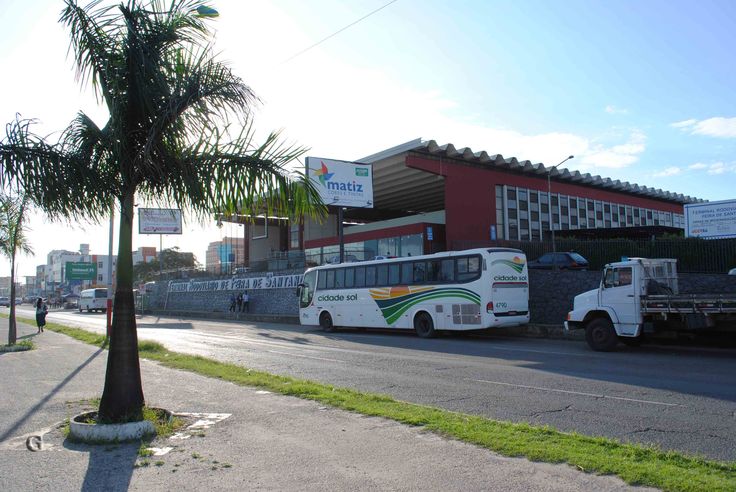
[529, 270, 736, 324]
[143, 269, 736, 325]
[143, 269, 303, 316]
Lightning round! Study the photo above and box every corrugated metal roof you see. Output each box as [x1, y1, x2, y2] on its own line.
[361, 139, 703, 205]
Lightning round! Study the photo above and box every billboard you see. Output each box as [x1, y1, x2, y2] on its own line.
[139, 208, 183, 234]
[684, 199, 736, 239]
[305, 157, 373, 208]
[66, 262, 97, 280]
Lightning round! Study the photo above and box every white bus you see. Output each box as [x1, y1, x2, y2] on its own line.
[79, 288, 108, 313]
[298, 248, 529, 337]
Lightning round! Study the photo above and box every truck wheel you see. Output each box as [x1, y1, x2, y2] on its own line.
[414, 312, 436, 338]
[319, 312, 336, 332]
[585, 318, 618, 351]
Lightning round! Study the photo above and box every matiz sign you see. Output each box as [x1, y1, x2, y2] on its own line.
[305, 157, 374, 208]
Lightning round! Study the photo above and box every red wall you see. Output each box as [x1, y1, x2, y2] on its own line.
[406, 154, 685, 245]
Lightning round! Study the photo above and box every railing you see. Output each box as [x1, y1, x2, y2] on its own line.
[451, 237, 736, 273]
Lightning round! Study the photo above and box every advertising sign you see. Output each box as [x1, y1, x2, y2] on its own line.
[139, 208, 183, 234]
[66, 262, 97, 280]
[684, 199, 736, 239]
[305, 157, 374, 208]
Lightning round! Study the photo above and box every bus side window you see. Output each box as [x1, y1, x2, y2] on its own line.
[345, 268, 355, 288]
[355, 267, 366, 287]
[413, 261, 426, 283]
[426, 260, 441, 282]
[388, 264, 400, 285]
[376, 265, 388, 286]
[457, 256, 481, 282]
[325, 270, 335, 290]
[335, 268, 345, 289]
[365, 266, 377, 287]
[401, 262, 413, 285]
[440, 259, 454, 282]
[317, 272, 326, 290]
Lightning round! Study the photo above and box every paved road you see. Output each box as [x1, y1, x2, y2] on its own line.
[22, 306, 736, 462]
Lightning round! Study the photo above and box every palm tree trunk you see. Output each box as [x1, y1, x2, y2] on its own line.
[98, 187, 144, 422]
[8, 255, 16, 345]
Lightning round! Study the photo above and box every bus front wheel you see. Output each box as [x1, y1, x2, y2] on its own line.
[414, 312, 436, 338]
[319, 312, 336, 332]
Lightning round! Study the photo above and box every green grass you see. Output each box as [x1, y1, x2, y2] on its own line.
[0, 339, 34, 352]
[11, 314, 736, 491]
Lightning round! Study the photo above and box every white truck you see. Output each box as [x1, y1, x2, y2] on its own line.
[564, 258, 736, 351]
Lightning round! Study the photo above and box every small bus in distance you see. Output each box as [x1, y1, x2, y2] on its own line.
[79, 288, 108, 313]
[297, 248, 529, 337]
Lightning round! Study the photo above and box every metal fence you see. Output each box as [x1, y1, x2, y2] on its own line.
[452, 238, 736, 273]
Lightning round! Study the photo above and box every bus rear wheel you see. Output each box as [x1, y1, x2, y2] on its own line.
[414, 312, 436, 338]
[585, 318, 618, 351]
[319, 312, 336, 332]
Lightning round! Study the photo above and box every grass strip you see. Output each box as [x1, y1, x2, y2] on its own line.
[9, 314, 736, 491]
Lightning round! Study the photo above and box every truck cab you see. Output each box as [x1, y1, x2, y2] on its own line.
[565, 258, 678, 351]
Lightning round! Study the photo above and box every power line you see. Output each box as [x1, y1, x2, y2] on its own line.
[281, 0, 399, 65]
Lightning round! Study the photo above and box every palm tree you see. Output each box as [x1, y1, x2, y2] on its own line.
[0, 0, 323, 422]
[0, 191, 33, 345]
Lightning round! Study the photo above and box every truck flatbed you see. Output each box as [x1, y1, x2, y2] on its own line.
[642, 294, 736, 314]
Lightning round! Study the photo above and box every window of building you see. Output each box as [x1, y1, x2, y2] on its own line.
[290, 223, 300, 249]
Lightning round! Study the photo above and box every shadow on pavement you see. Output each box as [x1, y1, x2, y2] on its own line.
[63, 439, 138, 492]
[0, 346, 105, 443]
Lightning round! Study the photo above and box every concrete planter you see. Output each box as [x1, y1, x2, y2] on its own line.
[69, 409, 170, 443]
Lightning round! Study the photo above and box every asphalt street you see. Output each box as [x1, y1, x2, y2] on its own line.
[2, 319, 653, 491]
[18, 305, 736, 462]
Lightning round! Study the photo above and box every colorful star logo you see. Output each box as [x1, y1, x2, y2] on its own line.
[310, 161, 335, 186]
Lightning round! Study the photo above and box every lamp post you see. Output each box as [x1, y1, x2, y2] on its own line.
[548, 155, 574, 264]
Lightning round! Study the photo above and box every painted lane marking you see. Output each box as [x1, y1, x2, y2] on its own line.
[263, 349, 346, 363]
[468, 378, 681, 407]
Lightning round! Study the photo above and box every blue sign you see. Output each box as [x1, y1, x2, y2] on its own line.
[427, 226, 434, 241]
[490, 225, 497, 240]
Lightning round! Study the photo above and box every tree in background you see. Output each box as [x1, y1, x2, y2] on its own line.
[0, 191, 33, 345]
[133, 247, 200, 282]
[0, 0, 323, 422]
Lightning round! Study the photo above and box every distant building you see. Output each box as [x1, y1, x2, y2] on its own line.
[133, 246, 157, 265]
[35, 265, 46, 293]
[205, 236, 245, 274]
[89, 255, 117, 287]
[46, 249, 82, 292]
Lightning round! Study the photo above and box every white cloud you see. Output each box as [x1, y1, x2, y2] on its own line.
[578, 131, 647, 169]
[671, 117, 736, 138]
[653, 166, 682, 177]
[682, 161, 736, 175]
[605, 105, 628, 115]
[671, 119, 697, 129]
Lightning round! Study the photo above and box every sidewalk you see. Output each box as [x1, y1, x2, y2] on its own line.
[0, 319, 647, 491]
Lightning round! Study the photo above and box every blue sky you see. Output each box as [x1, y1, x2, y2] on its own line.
[1, 0, 735, 276]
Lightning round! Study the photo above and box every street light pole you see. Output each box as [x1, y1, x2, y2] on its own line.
[548, 155, 574, 263]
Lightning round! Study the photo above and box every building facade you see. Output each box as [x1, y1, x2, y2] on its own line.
[205, 236, 246, 274]
[232, 139, 700, 268]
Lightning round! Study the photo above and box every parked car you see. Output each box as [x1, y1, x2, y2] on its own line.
[15, 297, 22, 305]
[0, 297, 10, 307]
[528, 252, 589, 270]
[729, 267, 736, 275]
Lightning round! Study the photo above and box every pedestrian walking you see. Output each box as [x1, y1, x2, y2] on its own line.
[241, 290, 249, 313]
[228, 293, 237, 312]
[35, 298, 48, 333]
[236, 292, 243, 312]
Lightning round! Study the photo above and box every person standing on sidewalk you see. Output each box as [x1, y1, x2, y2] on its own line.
[35, 298, 48, 333]
[236, 292, 243, 313]
[228, 293, 237, 312]
[241, 290, 249, 313]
